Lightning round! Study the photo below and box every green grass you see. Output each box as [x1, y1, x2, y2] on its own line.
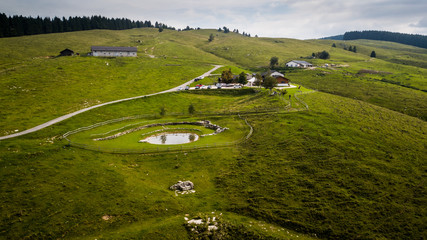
[1, 89, 425, 239]
[67, 116, 248, 152]
[287, 67, 427, 120]
[216, 91, 426, 239]
[1, 28, 426, 134]
[0, 28, 426, 239]
[0, 28, 231, 135]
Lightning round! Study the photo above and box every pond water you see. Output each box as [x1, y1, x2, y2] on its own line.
[141, 132, 199, 145]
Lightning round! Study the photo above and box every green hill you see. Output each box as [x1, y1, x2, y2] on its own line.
[0, 28, 426, 239]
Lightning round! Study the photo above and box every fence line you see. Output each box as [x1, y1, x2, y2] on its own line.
[63, 91, 316, 154]
[63, 113, 256, 154]
[294, 91, 314, 110]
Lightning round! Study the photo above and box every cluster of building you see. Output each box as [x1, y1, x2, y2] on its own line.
[59, 46, 313, 89]
[246, 71, 290, 87]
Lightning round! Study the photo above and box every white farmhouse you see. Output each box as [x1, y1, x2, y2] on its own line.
[91, 46, 137, 57]
[286, 60, 313, 68]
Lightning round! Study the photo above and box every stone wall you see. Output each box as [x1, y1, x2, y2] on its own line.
[93, 120, 227, 141]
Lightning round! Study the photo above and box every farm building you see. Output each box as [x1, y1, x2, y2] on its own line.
[261, 70, 284, 78]
[252, 71, 291, 87]
[276, 76, 290, 87]
[285, 60, 313, 68]
[270, 71, 285, 78]
[59, 48, 74, 56]
[91, 46, 137, 57]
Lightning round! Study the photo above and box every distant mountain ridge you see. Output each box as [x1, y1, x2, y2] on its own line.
[322, 30, 427, 49]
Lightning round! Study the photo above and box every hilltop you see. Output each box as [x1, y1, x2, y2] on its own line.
[0, 28, 426, 239]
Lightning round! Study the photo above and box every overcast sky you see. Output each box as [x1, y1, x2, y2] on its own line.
[1, 0, 426, 39]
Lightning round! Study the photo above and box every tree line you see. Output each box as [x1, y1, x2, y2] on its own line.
[218, 26, 252, 37]
[343, 30, 427, 49]
[0, 13, 176, 38]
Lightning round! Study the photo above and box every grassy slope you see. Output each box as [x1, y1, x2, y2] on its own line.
[217, 92, 426, 239]
[0, 28, 230, 135]
[1, 28, 426, 134]
[0, 29, 426, 239]
[0, 90, 425, 239]
[191, 29, 427, 120]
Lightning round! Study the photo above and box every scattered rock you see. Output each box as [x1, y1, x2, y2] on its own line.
[102, 215, 112, 221]
[170, 180, 194, 191]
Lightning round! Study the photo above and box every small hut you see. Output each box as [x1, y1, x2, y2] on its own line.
[59, 49, 74, 56]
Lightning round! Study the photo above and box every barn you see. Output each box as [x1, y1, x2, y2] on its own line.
[285, 60, 313, 68]
[91, 46, 137, 57]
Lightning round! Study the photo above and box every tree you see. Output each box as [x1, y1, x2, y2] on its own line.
[348, 46, 353, 52]
[188, 104, 195, 114]
[269, 56, 279, 69]
[160, 107, 166, 116]
[332, 43, 336, 47]
[208, 33, 214, 42]
[220, 68, 233, 83]
[158, 27, 163, 32]
[370, 51, 376, 58]
[254, 73, 262, 87]
[217, 27, 222, 32]
[316, 51, 330, 59]
[352, 46, 357, 53]
[263, 76, 277, 90]
[238, 72, 247, 85]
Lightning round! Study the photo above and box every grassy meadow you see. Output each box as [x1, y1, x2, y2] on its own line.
[0, 28, 426, 239]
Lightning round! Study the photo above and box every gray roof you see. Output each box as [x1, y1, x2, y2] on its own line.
[91, 46, 137, 52]
[289, 60, 312, 65]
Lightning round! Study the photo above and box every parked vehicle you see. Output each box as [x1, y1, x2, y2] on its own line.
[178, 87, 183, 91]
[234, 85, 242, 88]
[185, 86, 190, 90]
[195, 84, 203, 89]
[207, 85, 211, 89]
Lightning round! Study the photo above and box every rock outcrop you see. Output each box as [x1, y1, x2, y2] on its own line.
[169, 181, 194, 191]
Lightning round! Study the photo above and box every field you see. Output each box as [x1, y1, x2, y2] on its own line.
[0, 28, 426, 239]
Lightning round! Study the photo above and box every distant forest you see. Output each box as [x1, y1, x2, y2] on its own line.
[0, 13, 176, 38]
[343, 30, 427, 49]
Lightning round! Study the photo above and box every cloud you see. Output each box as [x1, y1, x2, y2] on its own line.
[410, 17, 427, 28]
[1, 0, 426, 38]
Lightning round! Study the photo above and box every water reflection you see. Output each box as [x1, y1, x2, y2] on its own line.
[161, 134, 167, 144]
[142, 132, 199, 145]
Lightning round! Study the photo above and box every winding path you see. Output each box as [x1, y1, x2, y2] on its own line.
[0, 65, 223, 141]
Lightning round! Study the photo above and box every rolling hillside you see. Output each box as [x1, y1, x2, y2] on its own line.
[0, 28, 426, 239]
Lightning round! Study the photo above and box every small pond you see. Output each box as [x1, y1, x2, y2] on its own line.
[141, 132, 199, 145]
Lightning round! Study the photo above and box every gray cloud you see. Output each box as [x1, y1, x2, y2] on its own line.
[411, 17, 427, 28]
[1, 0, 426, 38]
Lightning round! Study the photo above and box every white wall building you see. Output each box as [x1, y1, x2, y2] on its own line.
[286, 60, 313, 68]
[91, 46, 137, 57]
